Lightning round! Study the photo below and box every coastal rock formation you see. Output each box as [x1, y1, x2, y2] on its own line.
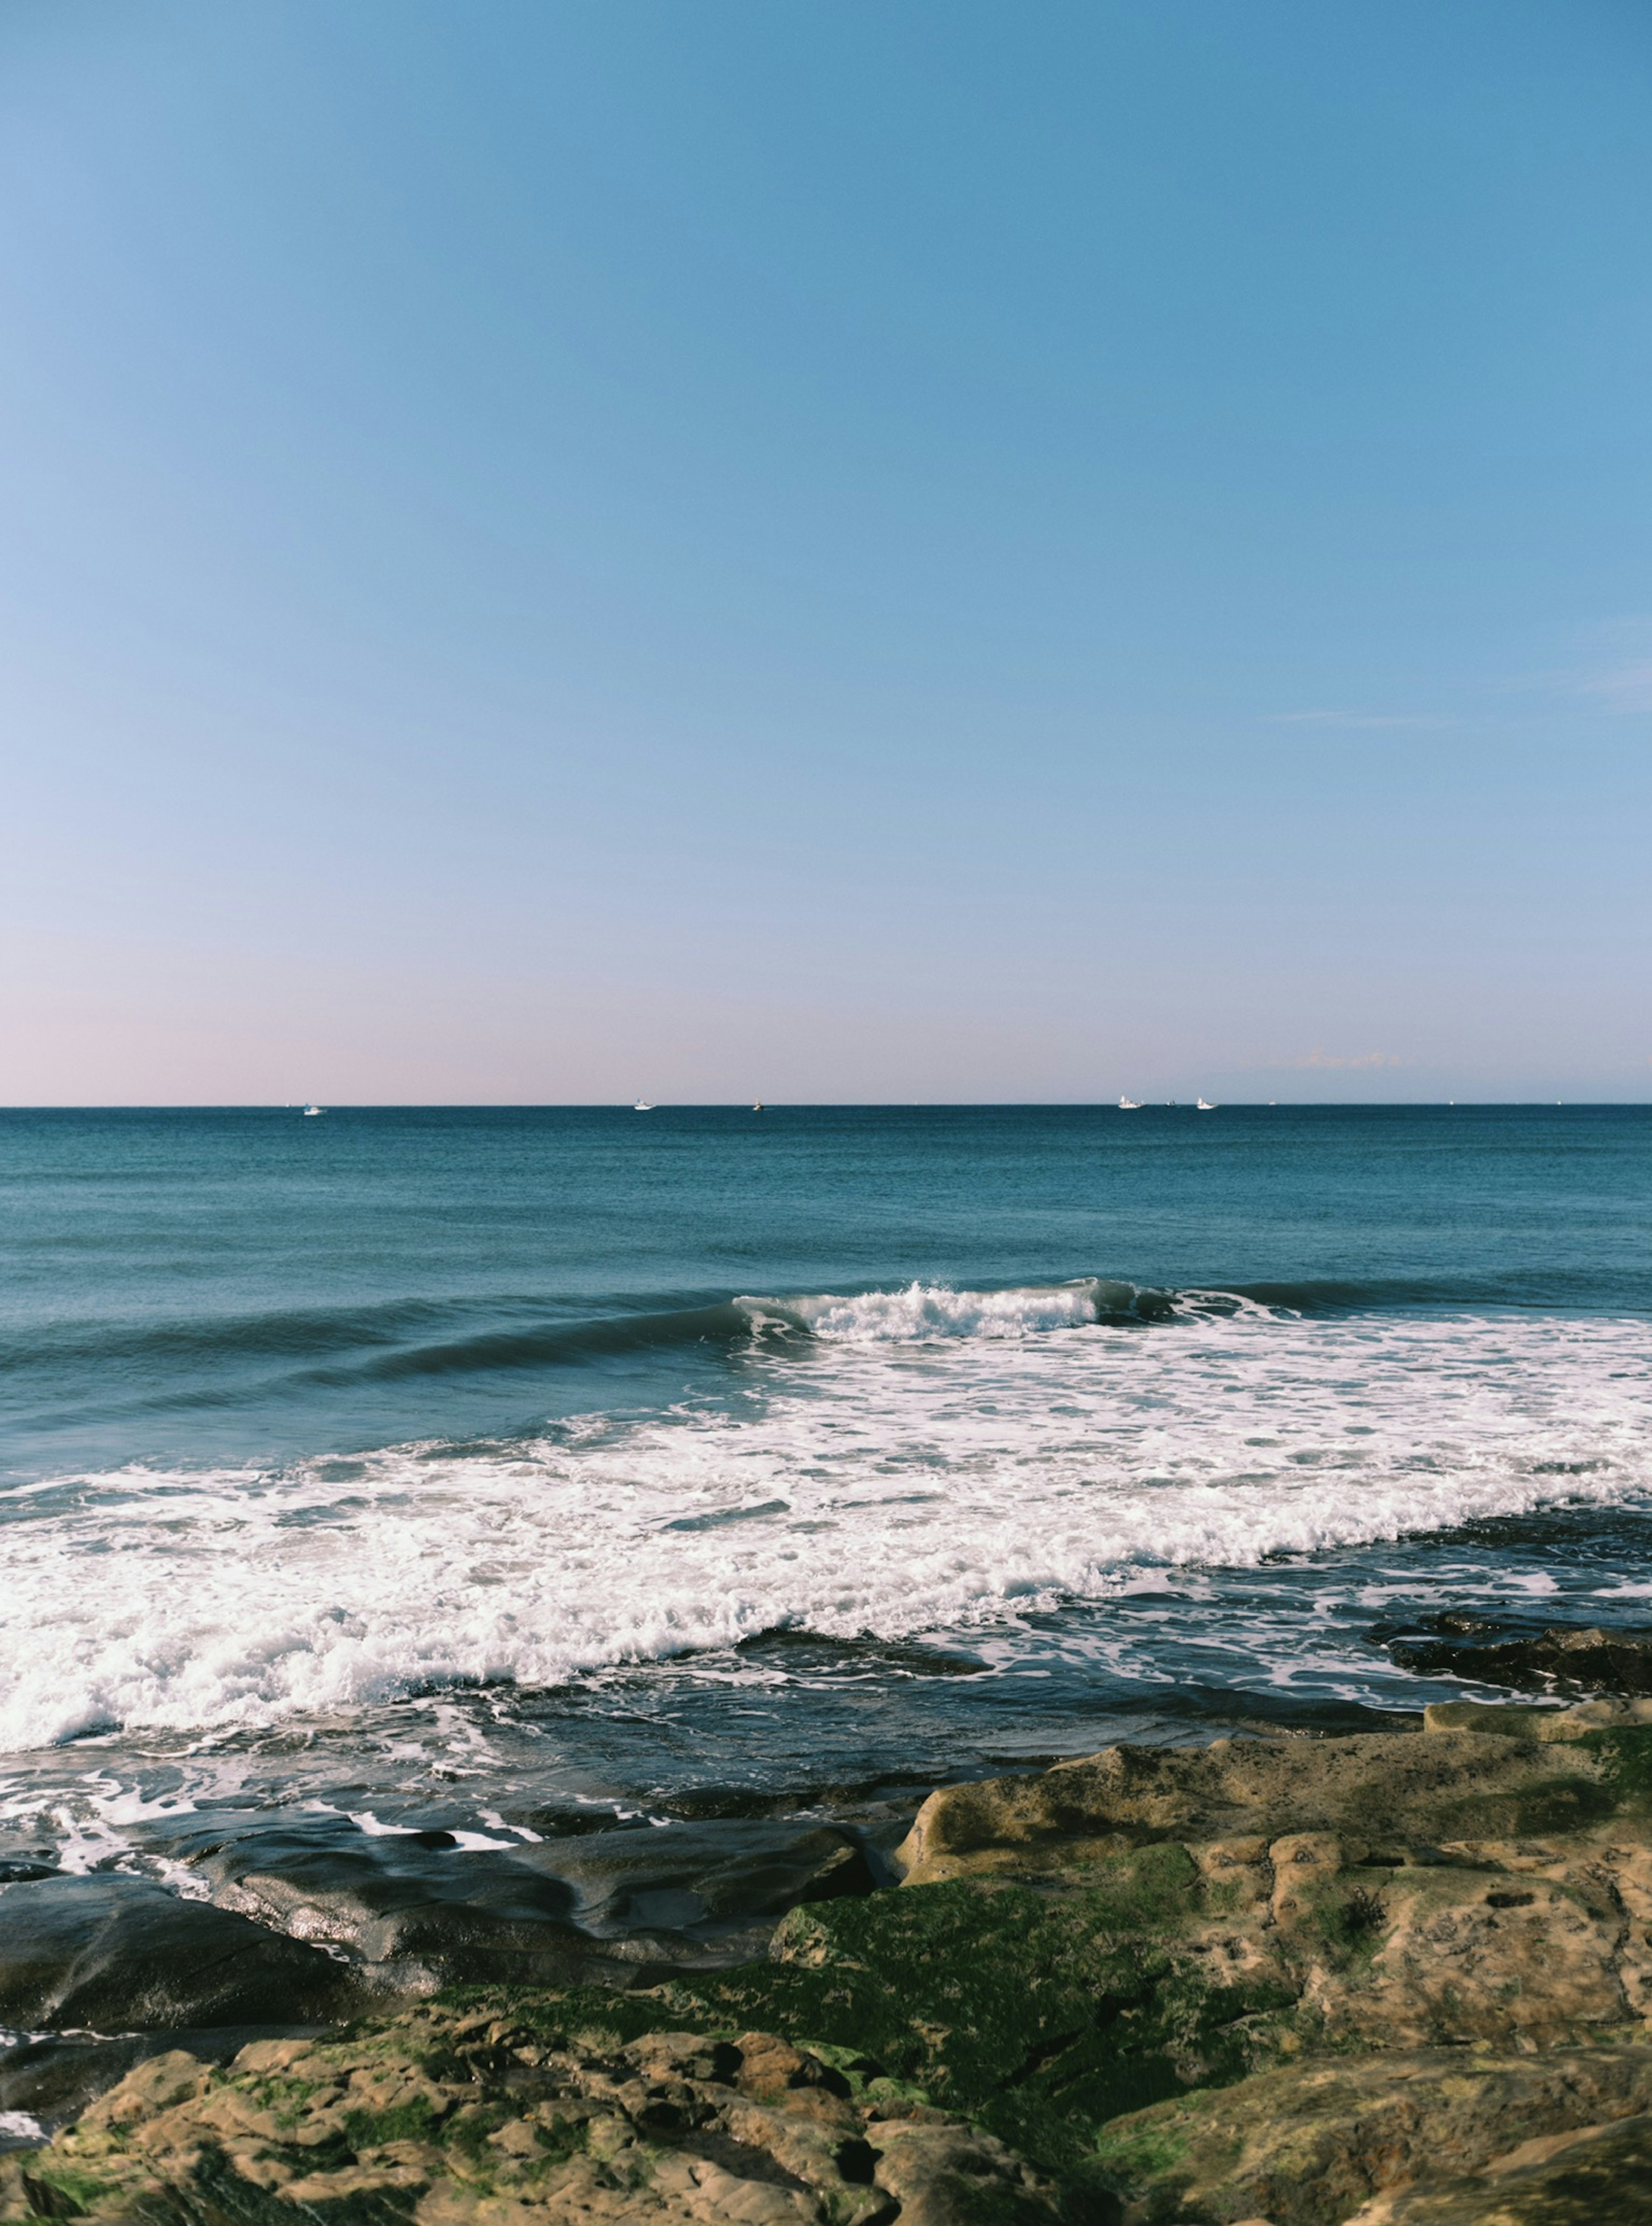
[0, 2010, 1056, 2226]
[1356, 2112, 1652, 2221]
[6, 1709, 1652, 2223]
[0, 1876, 364, 2032]
[1375, 1614, 1652, 1696]
[1089, 2045, 1652, 2223]
[193, 1815, 882, 1993]
[891, 1704, 1652, 1887]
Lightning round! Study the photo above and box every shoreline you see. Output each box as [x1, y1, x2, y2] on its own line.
[4, 1678, 1652, 2222]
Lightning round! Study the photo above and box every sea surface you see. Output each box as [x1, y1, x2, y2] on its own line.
[2, 1102, 1650, 1885]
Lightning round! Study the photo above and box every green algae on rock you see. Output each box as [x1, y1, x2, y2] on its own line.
[1089, 2044, 1652, 2224]
[0, 2011, 1059, 2226]
[9, 1716, 1652, 2226]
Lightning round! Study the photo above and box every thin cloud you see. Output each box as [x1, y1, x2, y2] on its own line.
[1575, 659, 1652, 714]
[1530, 617, 1652, 713]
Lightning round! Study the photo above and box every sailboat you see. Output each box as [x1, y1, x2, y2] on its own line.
[632, 1098, 655, 1111]
[752, 1100, 765, 1111]
[1117, 1095, 1143, 1110]
[1196, 1096, 1217, 1111]
[303, 1104, 324, 1117]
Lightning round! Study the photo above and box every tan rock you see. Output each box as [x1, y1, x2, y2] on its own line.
[1350, 2110, 1652, 2223]
[0, 2007, 1057, 2226]
[892, 1728, 1622, 1886]
[1092, 2044, 1652, 2224]
[1270, 1833, 1346, 1927]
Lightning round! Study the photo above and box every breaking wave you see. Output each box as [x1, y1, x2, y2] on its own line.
[2, 1294, 1649, 1752]
[736, 1278, 1176, 1339]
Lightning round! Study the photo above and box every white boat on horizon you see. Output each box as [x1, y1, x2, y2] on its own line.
[752, 1100, 764, 1111]
[303, 1104, 324, 1116]
[1117, 1095, 1143, 1110]
[633, 1098, 655, 1111]
[1196, 1096, 1217, 1111]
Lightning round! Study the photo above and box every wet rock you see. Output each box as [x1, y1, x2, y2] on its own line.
[1090, 2045, 1652, 2224]
[0, 1877, 365, 2031]
[0, 2004, 1058, 2225]
[196, 1828, 608, 1994]
[513, 1818, 881, 1939]
[1380, 1614, 1652, 1696]
[193, 1815, 878, 1991]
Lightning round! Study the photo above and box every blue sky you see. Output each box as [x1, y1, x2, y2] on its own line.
[3, 0, 1649, 1102]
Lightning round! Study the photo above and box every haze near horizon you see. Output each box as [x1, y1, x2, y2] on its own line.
[3, 1, 1649, 1105]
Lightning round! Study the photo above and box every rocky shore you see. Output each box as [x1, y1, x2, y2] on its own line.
[5, 1696, 1652, 2223]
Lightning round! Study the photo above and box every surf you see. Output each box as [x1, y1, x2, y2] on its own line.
[4, 1297, 1650, 1753]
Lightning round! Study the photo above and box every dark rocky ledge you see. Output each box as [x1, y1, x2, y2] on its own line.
[5, 1698, 1652, 2222]
[1373, 1612, 1652, 1696]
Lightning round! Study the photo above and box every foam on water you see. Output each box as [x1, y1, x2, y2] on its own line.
[747, 1278, 1146, 1339]
[2, 1292, 1649, 1752]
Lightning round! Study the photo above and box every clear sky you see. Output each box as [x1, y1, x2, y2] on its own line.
[3, 0, 1649, 1104]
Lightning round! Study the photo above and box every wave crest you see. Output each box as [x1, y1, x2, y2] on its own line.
[739, 1279, 1175, 1341]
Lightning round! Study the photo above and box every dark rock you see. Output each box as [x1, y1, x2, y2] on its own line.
[0, 1877, 364, 2032]
[513, 1817, 882, 1937]
[734, 1629, 986, 1678]
[1379, 1614, 1652, 1695]
[191, 1814, 879, 1993]
[195, 1830, 617, 1994]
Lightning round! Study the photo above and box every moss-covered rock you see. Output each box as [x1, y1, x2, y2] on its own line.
[1088, 2044, 1652, 2224]
[509, 1844, 1295, 2191]
[0, 2013, 1058, 2226]
[10, 1723, 1652, 2226]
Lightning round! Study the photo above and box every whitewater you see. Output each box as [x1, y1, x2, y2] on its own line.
[6, 1285, 1649, 1754]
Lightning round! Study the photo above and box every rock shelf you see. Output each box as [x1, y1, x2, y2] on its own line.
[4, 1703, 1651, 2223]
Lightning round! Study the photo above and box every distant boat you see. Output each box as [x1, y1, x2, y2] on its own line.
[752, 1100, 765, 1111]
[303, 1104, 324, 1117]
[1117, 1095, 1143, 1110]
[633, 1099, 655, 1111]
[1196, 1097, 1217, 1111]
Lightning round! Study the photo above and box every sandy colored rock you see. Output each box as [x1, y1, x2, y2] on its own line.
[891, 1728, 1632, 1884]
[0, 2005, 1057, 2226]
[1091, 2044, 1652, 2224]
[1348, 2110, 1652, 2222]
[1421, 1698, 1652, 1741]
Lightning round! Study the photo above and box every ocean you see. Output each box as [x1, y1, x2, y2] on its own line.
[2, 1102, 1649, 1891]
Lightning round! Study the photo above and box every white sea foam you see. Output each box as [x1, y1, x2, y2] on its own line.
[1, 1297, 1649, 1751]
[750, 1279, 1121, 1339]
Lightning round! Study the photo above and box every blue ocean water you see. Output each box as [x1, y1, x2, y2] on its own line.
[1, 1103, 1649, 1868]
